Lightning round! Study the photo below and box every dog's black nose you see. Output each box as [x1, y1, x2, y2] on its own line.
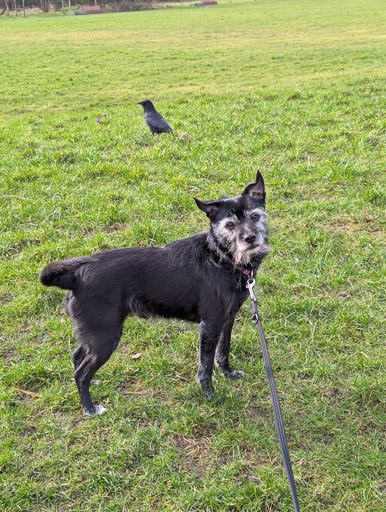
[245, 233, 256, 244]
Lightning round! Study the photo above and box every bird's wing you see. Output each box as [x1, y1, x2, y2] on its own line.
[146, 111, 173, 132]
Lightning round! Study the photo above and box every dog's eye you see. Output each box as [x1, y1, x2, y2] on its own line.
[225, 221, 235, 229]
[251, 213, 260, 221]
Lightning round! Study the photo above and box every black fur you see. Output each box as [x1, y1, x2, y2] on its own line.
[40, 172, 269, 417]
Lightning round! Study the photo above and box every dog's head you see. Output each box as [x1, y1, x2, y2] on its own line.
[194, 171, 270, 266]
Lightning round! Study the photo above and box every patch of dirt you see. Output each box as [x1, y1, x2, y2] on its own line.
[20, 426, 38, 438]
[103, 222, 131, 234]
[337, 291, 352, 300]
[329, 219, 357, 235]
[238, 445, 277, 470]
[121, 378, 167, 400]
[246, 404, 272, 421]
[171, 434, 275, 478]
[1, 348, 21, 360]
[328, 217, 384, 238]
[321, 387, 350, 399]
[171, 434, 213, 477]
[71, 417, 88, 428]
[0, 293, 14, 304]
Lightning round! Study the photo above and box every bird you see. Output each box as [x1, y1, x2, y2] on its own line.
[137, 100, 174, 134]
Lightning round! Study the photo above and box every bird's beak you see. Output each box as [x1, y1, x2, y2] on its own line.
[137, 102, 143, 105]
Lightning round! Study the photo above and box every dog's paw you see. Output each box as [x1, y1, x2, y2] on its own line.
[218, 365, 245, 379]
[226, 370, 245, 380]
[200, 379, 215, 399]
[94, 404, 108, 416]
[203, 388, 215, 399]
[84, 404, 107, 418]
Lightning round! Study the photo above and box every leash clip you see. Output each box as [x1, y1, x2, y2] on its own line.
[246, 275, 260, 324]
[246, 277, 256, 302]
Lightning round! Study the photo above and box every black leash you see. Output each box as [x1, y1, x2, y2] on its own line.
[246, 272, 301, 512]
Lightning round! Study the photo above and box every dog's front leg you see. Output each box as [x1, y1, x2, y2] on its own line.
[215, 315, 244, 380]
[197, 321, 223, 399]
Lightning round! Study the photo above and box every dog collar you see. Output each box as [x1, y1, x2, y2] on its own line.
[206, 240, 255, 277]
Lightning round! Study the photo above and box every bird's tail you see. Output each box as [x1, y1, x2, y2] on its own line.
[40, 257, 95, 290]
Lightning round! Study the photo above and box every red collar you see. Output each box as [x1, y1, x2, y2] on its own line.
[235, 266, 253, 276]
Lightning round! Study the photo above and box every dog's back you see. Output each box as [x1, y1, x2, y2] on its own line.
[42, 233, 245, 324]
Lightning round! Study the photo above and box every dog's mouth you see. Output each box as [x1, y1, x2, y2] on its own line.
[234, 243, 270, 264]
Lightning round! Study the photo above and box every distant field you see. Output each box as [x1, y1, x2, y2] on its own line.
[0, 1, 384, 511]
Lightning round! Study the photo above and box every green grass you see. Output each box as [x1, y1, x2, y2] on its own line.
[0, 0, 385, 510]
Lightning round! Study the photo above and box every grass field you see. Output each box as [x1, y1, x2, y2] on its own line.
[0, 0, 385, 510]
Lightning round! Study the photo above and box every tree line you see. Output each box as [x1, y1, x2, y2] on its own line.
[0, 0, 158, 15]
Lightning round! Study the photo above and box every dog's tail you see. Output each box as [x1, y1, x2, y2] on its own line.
[40, 257, 95, 290]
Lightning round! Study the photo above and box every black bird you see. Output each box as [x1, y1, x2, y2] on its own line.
[137, 100, 174, 134]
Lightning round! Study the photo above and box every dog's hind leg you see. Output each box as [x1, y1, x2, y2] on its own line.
[215, 315, 244, 380]
[73, 326, 123, 417]
[197, 321, 223, 399]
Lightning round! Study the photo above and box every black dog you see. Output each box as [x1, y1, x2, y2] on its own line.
[137, 100, 174, 134]
[40, 172, 269, 416]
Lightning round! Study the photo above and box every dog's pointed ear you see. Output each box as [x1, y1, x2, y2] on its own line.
[194, 198, 220, 218]
[242, 171, 266, 205]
